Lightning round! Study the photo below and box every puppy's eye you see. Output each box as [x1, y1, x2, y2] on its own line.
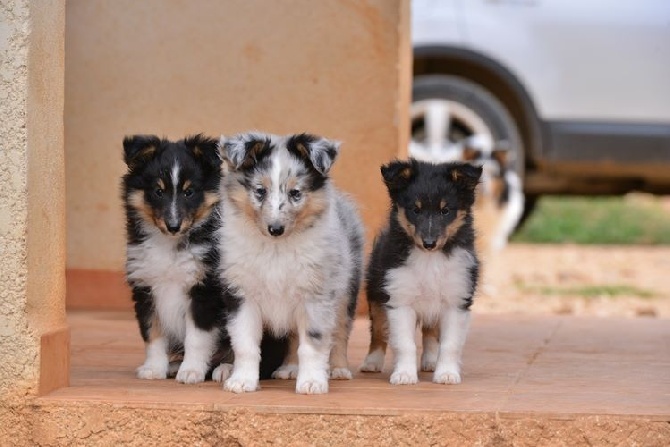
[254, 187, 267, 200]
[412, 206, 422, 215]
[441, 207, 450, 215]
[154, 188, 164, 198]
[289, 189, 302, 200]
[183, 187, 194, 198]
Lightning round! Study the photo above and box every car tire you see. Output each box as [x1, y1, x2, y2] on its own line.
[411, 74, 525, 177]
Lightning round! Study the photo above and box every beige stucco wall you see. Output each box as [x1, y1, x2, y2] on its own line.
[0, 0, 66, 401]
[65, 0, 410, 272]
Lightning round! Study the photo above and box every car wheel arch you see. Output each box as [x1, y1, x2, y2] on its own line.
[413, 45, 545, 169]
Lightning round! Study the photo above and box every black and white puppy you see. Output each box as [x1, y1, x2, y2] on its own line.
[122, 134, 231, 384]
[361, 159, 481, 385]
[217, 132, 364, 394]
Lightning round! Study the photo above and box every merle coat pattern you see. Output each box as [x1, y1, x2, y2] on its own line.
[217, 132, 364, 395]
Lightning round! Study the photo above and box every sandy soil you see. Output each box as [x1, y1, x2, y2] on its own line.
[476, 244, 670, 319]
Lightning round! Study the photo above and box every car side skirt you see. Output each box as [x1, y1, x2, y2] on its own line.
[525, 120, 670, 194]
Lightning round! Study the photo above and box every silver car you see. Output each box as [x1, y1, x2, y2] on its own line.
[411, 0, 670, 211]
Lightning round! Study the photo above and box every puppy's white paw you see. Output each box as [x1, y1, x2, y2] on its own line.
[296, 378, 329, 395]
[271, 364, 298, 380]
[389, 369, 418, 385]
[433, 370, 461, 384]
[296, 370, 329, 394]
[330, 367, 353, 380]
[359, 351, 385, 372]
[136, 362, 168, 380]
[224, 375, 259, 393]
[175, 367, 206, 384]
[212, 363, 233, 382]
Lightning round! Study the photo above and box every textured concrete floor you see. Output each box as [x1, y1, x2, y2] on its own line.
[45, 312, 670, 416]
[25, 311, 670, 445]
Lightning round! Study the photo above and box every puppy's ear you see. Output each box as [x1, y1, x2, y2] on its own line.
[220, 132, 271, 171]
[184, 134, 221, 171]
[286, 133, 340, 176]
[449, 162, 482, 191]
[381, 159, 415, 193]
[123, 135, 161, 169]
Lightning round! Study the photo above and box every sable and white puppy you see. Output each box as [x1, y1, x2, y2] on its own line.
[217, 132, 364, 394]
[361, 159, 481, 385]
[122, 134, 232, 384]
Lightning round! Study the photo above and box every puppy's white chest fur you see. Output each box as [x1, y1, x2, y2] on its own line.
[220, 207, 343, 335]
[127, 233, 207, 340]
[384, 247, 475, 324]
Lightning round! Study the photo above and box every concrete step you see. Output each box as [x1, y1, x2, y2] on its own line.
[32, 311, 670, 445]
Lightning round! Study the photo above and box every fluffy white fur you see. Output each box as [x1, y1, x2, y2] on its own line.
[126, 212, 218, 384]
[383, 247, 475, 385]
[217, 133, 362, 394]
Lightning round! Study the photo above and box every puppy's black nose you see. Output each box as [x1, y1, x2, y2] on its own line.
[423, 239, 437, 250]
[167, 223, 181, 234]
[268, 224, 285, 237]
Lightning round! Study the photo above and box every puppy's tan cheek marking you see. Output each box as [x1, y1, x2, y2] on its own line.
[443, 209, 466, 242]
[228, 183, 258, 223]
[396, 207, 417, 239]
[295, 190, 327, 231]
[397, 207, 424, 247]
[154, 217, 169, 234]
[129, 190, 156, 226]
[180, 217, 194, 232]
[193, 191, 219, 223]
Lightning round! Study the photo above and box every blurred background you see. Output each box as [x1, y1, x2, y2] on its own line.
[407, 0, 670, 318]
[65, 0, 670, 318]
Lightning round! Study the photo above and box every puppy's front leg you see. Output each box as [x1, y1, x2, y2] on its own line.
[136, 315, 170, 380]
[433, 306, 470, 384]
[178, 280, 220, 384]
[388, 305, 418, 385]
[295, 301, 333, 394]
[176, 314, 217, 384]
[224, 301, 262, 393]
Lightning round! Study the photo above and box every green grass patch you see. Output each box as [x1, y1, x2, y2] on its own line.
[519, 284, 656, 299]
[512, 195, 670, 244]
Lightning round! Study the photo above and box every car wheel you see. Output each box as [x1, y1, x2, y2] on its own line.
[410, 74, 524, 175]
[409, 75, 528, 246]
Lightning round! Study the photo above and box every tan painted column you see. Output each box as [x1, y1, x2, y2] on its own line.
[65, 0, 411, 310]
[0, 0, 68, 401]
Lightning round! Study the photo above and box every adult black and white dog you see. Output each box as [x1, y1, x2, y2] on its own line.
[217, 132, 364, 394]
